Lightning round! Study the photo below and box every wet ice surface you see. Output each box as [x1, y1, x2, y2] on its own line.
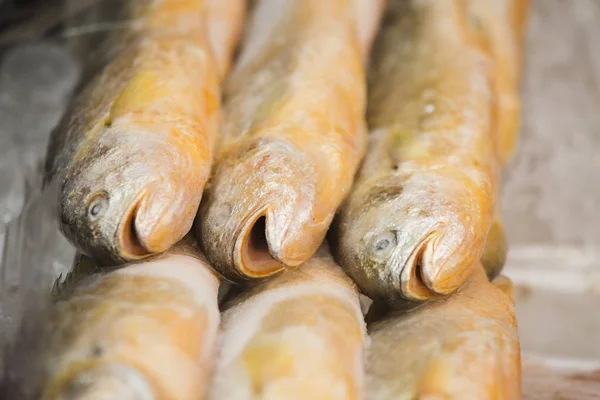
[0, 41, 80, 360]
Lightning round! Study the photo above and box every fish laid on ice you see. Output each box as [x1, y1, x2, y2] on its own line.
[333, 0, 514, 304]
[210, 244, 366, 400]
[199, 0, 385, 281]
[367, 265, 521, 400]
[1, 240, 221, 400]
[44, 0, 246, 265]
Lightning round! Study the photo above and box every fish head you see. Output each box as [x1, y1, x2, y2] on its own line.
[336, 169, 489, 305]
[59, 134, 201, 265]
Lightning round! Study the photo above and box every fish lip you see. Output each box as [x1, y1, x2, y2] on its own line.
[396, 226, 446, 302]
[115, 188, 153, 261]
[232, 206, 285, 279]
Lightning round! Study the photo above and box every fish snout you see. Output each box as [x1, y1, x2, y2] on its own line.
[357, 218, 478, 305]
[200, 137, 318, 281]
[52, 363, 154, 400]
[395, 225, 476, 302]
[118, 179, 199, 261]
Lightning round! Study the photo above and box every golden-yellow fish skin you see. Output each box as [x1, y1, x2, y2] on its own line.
[467, 0, 530, 165]
[198, 0, 383, 282]
[210, 245, 366, 400]
[367, 265, 521, 400]
[39, 246, 221, 400]
[333, 0, 501, 305]
[44, 0, 245, 265]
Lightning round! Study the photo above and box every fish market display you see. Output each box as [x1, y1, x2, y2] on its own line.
[199, 0, 384, 281]
[2, 240, 221, 399]
[333, 0, 503, 305]
[210, 245, 366, 400]
[44, 0, 246, 265]
[366, 264, 521, 400]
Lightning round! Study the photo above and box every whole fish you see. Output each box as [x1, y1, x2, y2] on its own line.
[1, 240, 222, 400]
[198, 0, 385, 281]
[467, 0, 530, 165]
[44, 0, 246, 265]
[333, 0, 505, 305]
[209, 244, 366, 400]
[367, 265, 521, 400]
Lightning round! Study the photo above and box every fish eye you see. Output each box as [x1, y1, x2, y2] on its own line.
[87, 192, 109, 221]
[370, 231, 397, 260]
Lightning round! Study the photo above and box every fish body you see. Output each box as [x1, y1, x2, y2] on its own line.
[44, 0, 245, 265]
[198, 0, 385, 281]
[210, 245, 366, 400]
[8, 242, 221, 400]
[333, 0, 504, 305]
[467, 0, 530, 164]
[367, 265, 521, 400]
[469, 0, 530, 278]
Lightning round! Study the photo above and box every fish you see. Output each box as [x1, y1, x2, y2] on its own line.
[198, 0, 385, 282]
[1, 239, 222, 399]
[209, 244, 366, 400]
[43, 0, 246, 265]
[366, 264, 521, 400]
[467, 0, 530, 165]
[469, 0, 530, 279]
[332, 0, 508, 305]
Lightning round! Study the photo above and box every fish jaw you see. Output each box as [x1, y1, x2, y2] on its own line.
[334, 168, 492, 305]
[199, 137, 323, 281]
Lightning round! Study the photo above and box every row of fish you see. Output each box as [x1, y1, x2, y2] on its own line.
[1, 243, 520, 399]
[42, 0, 527, 307]
[1, 0, 528, 398]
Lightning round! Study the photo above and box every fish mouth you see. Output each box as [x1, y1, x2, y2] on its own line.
[232, 208, 285, 279]
[398, 228, 471, 302]
[117, 191, 153, 261]
[399, 233, 444, 301]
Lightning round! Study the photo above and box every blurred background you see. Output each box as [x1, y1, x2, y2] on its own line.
[0, 0, 598, 398]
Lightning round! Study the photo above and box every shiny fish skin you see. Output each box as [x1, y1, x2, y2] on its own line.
[209, 245, 366, 400]
[367, 265, 521, 400]
[469, 0, 529, 279]
[44, 0, 245, 265]
[36, 244, 220, 400]
[467, 0, 530, 165]
[198, 0, 384, 282]
[333, 0, 502, 305]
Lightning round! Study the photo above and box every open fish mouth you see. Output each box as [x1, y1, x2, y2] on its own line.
[232, 207, 286, 279]
[397, 227, 472, 302]
[399, 232, 446, 302]
[117, 190, 153, 261]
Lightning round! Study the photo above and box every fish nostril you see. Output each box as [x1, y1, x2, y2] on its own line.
[87, 192, 109, 221]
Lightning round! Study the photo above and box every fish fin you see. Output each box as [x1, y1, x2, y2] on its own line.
[51, 252, 102, 301]
[481, 213, 508, 281]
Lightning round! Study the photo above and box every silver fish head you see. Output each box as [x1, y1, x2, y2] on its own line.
[59, 133, 200, 265]
[335, 170, 489, 305]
